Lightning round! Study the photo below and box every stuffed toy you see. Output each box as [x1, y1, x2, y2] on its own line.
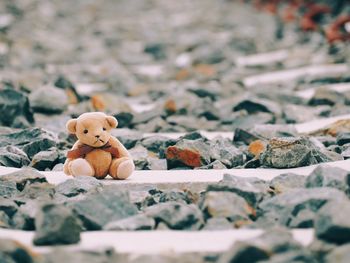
[63, 112, 134, 179]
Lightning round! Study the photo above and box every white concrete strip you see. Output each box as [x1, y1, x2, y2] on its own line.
[1, 160, 350, 185]
[294, 113, 350, 134]
[0, 229, 314, 254]
[296, 83, 350, 100]
[75, 83, 108, 96]
[143, 114, 350, 139]
[144, 131, 233, 140]
[130, 103, 156, 113]
[243, 64, 349, 87]
[235, 49, 289, 67]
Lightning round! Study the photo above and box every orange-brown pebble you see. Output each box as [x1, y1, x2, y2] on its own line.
[66, 89, 79, 104]
[248, 140, 266, 157]
[175, 68, 191, 80]
[91, 95, 105, 111]
[164, 99, 177, 114]
[193, 64, 216, 77]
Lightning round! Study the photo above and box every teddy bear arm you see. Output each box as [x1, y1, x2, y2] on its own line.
[109, 136, 131, 158]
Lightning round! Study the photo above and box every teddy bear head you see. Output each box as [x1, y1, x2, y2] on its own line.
[66, 112, 118, 147]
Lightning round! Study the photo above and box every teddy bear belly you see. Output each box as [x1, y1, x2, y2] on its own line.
[85, 149, 112, 178]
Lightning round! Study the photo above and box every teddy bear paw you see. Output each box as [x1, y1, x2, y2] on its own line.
[69, 158, 95, 176]
[115, 159, 135, 180]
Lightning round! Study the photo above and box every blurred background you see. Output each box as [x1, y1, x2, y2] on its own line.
[0, 0, 349, 171]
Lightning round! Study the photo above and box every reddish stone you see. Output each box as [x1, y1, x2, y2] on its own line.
[166, 146, 202, 168]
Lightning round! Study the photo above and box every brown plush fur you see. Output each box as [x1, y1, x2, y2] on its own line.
[63, 112, 134, 179]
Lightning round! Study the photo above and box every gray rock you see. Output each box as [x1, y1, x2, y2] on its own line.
[202, 217, 233, 230]
[231, 112, 275, 130]
[193, 46, 225, 64]
[305, 165, 349, 193]
[129, 144, 150, 170]
[325, 244, 350, 263]
[11, 200, 41, 230]
[0, 128, 58, 158]
[29, 86, 69, 114]
[315, 200, 350, 244]
[269, 173, 307, 194]
[309, 88, 343, 106]
[30, 148, 59, 170]
[0, 238, 35, 263]
[233, 128, 261, 145]
[144, 201, 204, 230]
[55, 176, 102, 197]
[337, 133, 350, 146]
[115, 131, 143, 149]
[218, 229, 303, 263]
[196, 160, 227, 169]
[250, 124, 298, 139]
[144, 42, 167, 60]
[207, 175, 267, 207]
[167, 115, 217, 131]
[70, 186, 138, 230]
[141, 135, 176, 156]
[54, 75, 82, 102]
[0, 180, 18, 198]
[308, 238, 336, 262]
[113, 112, 133, 128]
[158, 190, 192, 204]
[201, 191, 255, 222]
[258, 188, 347, 227]
[209, 138, 244, 168]
[233, 97, 281, 115]
[132, 107, 164, 125]
[0, 211, 11, 228]
[283, 104, 318, 124]
[0, 198, 18, 217]
[0, 88, 34, 128]
[34, 203, 81, 246]
[136, 117, 170, 133]
[260, 137, 334, 169]
[259, 250, 317, 263]
[0, 168, 47, 191]
[188, 87, 219, 101]
[145, 158, 167, 170]
[165, 139, 211, 168]
[193, 100, 221, 121]
[16, 182, 55, 201]
[179, 131, 207, 141]
[104, 214, 155, 231]
[0, 146, 30, 168]
[341, 144, 350, 159]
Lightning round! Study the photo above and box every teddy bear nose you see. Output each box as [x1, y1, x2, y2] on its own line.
[95, 135, 100, 138]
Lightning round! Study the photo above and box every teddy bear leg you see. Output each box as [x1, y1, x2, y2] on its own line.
[63, 160, 71, 175]
[68, 158, 95, 177]
[109, 157, 135, 180]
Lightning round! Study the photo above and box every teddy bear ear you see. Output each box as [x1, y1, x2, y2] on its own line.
[106, 116, 118, 128]
[66, 119, 78, 134]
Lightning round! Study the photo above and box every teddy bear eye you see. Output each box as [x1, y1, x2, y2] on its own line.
[83, 129, 88, 134]
[103, 127, 106, 131]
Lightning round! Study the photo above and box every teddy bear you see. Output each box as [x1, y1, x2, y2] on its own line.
[63, 112, 134, 180]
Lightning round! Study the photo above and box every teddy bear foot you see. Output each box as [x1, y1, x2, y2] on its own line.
[69, 158, 95, 177]
[110, 158, 135, 180]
